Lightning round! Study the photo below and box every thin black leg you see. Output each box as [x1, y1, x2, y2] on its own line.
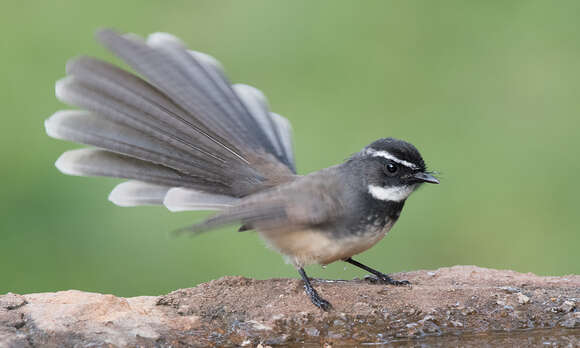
[344, 257, 410, 286]
[298, 268, 332, 311]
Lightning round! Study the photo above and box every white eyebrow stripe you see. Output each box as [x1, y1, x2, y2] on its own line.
[364, 148, 418, 169]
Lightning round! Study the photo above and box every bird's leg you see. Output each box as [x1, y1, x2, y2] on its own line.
[298, 268, 332, 311]
[344, 257, 410, 286]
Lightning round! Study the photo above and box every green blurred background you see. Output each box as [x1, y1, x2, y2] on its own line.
[1, 1, 579, 297]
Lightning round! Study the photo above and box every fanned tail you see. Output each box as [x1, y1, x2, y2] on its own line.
[46, 29, 296, 210]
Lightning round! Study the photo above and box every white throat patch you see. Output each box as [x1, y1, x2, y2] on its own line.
[368, 184, 415, 202]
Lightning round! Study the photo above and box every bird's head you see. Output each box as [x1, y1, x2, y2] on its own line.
[351, 138, 439, 203]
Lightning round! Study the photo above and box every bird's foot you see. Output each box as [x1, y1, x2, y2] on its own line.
[303, 284, 333, 311]
[298, 268, 333, 311]
[364, 274, 411, 286]
[344, 258, 411, 287]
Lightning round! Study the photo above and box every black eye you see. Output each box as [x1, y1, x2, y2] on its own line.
[385, 162, 398, 174]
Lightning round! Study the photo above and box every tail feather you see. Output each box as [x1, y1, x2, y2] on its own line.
[146, 33, 263, 146]
[55, 76, 219, 162]
[48, 29, 297, 211]
[163, 187, 238, 212]
[55, 149, 231, 193]
[233, 84, 287, 164]
[188, 50, 225, 78]
[45, 110, 228, 182]
[270, 112, 295, 170]
[98, 30, 278, 158]
[63, 57, 245, 165]
[109, 180, 170, 207]
[146, 33, 290, 165]
[144, 33, 253, 144]
[108, 180, 239, 211]
[66, 56, 185, 119]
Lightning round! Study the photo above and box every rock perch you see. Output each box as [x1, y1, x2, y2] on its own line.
[1, 266, 579, 347]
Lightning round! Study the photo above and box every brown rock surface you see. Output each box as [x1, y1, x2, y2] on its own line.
[1, 266, 579, 347]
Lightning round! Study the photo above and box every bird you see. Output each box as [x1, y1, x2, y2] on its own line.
[45, 29, 439, 310]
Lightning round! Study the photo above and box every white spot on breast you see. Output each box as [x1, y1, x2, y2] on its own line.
[368, 184, 415, 202]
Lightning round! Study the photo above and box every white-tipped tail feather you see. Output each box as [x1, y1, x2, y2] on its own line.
[54, 149, 93, 176]
[54, 148, 205, 189]
[147, 32, 185, 48]
[233, 84, 284, 156]
[44, 110, 85, 140]
[109, 181, 171, 207]
[189, 50, 225, 73]
[54, 76, 74, 105]
[163, 188, 238, 212]
[109, 182, 238, 211]
[270, 112, 294, 166]
[48, 29, 296, 212]
[148, 32, 226, 78]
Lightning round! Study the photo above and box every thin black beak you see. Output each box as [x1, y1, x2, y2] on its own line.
[413, 172, 440, 184]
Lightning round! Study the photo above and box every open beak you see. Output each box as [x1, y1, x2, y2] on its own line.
[413, 172, 440, 184]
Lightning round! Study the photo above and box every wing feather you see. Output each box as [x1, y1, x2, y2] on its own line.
[183, 171, 344, 234]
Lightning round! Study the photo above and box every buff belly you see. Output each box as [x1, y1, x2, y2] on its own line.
[259, 220, 395, 267]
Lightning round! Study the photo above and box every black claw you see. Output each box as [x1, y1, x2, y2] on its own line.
[364, 274, 411, 286]
[393, 279, 411, 286]
[380, 275, 411, 286]
[305, 285, 333, 311]
[317, 299, 333, 311]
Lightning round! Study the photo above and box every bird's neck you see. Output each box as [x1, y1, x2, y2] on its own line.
[365, 194, 406, 222]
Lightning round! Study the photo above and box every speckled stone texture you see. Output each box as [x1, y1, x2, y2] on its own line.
[1, 266, 579, 347]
